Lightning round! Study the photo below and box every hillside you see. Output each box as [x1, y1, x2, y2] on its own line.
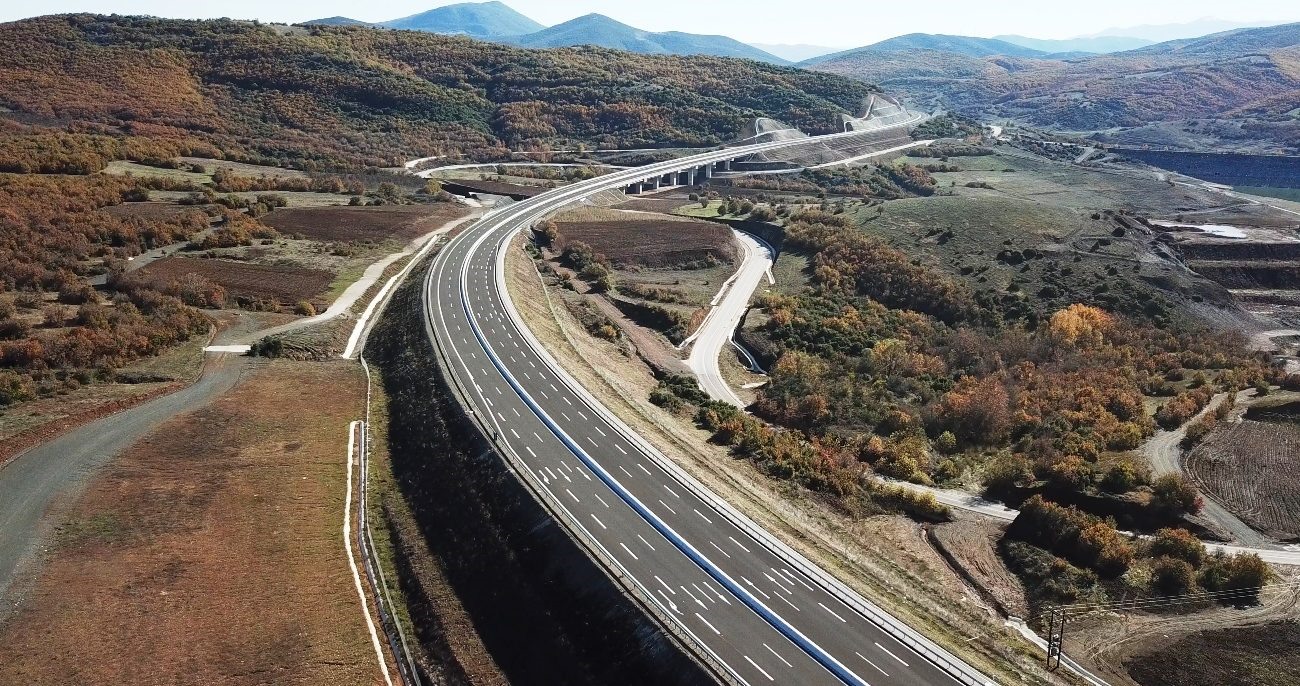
[382, 1, 543, 38]
[505, 13, 787, 64]
[809, 23, 1300, 153]
[0, 14, 875, 171]
[802, 33, 1047, 66]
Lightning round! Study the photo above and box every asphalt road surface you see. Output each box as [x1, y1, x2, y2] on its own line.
[422, 122, 995, 686]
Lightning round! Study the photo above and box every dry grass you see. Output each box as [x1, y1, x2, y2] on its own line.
[504, 233, 1069, 686]
[0, 359, 384, 685]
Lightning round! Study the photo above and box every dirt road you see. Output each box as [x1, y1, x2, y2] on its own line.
[0, 353, 250, 619]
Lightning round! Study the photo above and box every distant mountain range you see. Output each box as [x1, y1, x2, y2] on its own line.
[807, 22, 1300, 153]
[383, 0, 542, 38]
[505, 13, 782, 62]
[993, 34, 1153, 54]
[304, 1, 786, 64]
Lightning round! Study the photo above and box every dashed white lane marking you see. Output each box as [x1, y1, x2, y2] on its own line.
[510, 428, 520, 439]
[775, 593, 801, 612]
[764, 643, 793, 668]
[654, 575, 676, 594]
[693, 508, 713, 524]
[585, 435, 598, 448]
[512, 407, 520, 417]
[614, 443, 627, 455]
[742, 655, 773, 681]
[857, 652, 890, 676]
[658, 499, 677, 515]
[591, 513, 607, 530]
[779, 567, 813, 591]
[875, 642, 910, 667]
[637, 534, 657, 551]
[543, 467, 557, 481]
[525, 446, 536, 457]
[593, 492, 610, 508]
[665, 485, 680, 498]
[742, 576, 771, 599]
[729, 536, 751, 553]
[593, 424, 605, 436]
[696, 613, 722, 636]
[819, 602, 847, 623]
[681, 585, 707, 609]
[533, 431, 543, 441]
[561, 411, 571, 421]
[565, 488, 580, 502]
[618, 465, 633, 478]
[709, 540, 732, 558]
[637, 463, 651, 475]
[562, 396, 572, 406]
[620, 542, 639, 561]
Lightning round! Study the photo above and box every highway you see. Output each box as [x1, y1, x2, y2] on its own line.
[421, 119, 996, 686]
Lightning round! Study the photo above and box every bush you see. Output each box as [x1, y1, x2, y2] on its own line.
[1150, 556, 1198, 596]
[249, 336, 284, 358]
[1148, 528, 1205, 567]
[1151, 474, 1202, 515]
[294, 301, 316, 316]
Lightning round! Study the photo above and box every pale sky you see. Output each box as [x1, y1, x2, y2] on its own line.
[3, 0, 1297, 47]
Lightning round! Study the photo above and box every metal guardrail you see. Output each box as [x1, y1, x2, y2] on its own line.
[357, 356, 423, 686]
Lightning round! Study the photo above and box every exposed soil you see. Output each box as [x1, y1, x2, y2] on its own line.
[263, 204, 468, 242]
[0, 359, 383, 685]
[1185, 418, 1300, 541]
[1125, 620, 1300, 686]
[138, 256, 335, 307]
[929, 518, 1030, 619]
[553, 218, 737, 268]
[100, 201, 208, 221]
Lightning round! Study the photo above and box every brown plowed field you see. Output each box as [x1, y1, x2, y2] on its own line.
[554, 219, 736, 268]
[100, 202, 208, 221]
[139, 256, 334, 306]
[263, 203, 467, 242]
[1185, 418, 1300, 541]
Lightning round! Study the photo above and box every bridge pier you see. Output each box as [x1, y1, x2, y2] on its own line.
[698, 164, 712, 180]
[646, 177, 660, 191]
[625, 182, 642, 195]
[678, 170, 693, 186]
[660, 173, 675, 186]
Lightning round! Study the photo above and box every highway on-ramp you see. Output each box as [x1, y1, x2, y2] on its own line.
[422, 122, 995, 686]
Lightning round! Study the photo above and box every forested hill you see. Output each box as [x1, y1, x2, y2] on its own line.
[0, 14, 877, 172]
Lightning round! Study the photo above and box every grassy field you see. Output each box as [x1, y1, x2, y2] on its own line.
[0, 359, 382, 685]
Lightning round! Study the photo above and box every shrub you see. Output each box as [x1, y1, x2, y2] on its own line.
[1148, 528, 1205, 567]
[294, 301, 316, 316]
[1150, 474, 1202, 515]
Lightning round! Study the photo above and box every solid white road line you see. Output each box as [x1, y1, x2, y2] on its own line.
[343, 422, 395, 686]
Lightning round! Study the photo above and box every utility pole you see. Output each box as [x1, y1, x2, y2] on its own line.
[1045, 607, 1067, 671]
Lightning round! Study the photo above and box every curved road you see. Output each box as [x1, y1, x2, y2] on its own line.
[685, 230, 774, 408]
[422, 121, 999, 686]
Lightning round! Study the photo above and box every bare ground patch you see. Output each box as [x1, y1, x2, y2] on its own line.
[552, 216, 736, 269]
[263, 204, 469, 243]
[1185, 418, 1300, 541]
[138, 256, 335, 308]
[0, 359, 382, 686]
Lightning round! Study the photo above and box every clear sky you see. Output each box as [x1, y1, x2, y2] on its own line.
[3, 0, 1297, 47]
